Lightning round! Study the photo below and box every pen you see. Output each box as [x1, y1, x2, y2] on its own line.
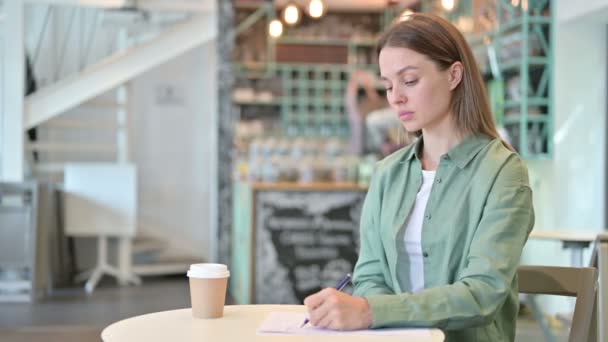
[301, 273, 352, 328]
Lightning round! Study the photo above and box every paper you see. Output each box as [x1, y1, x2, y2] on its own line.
[257, 312, 433, 337]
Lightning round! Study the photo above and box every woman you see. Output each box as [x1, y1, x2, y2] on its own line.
[304, 13, 534, 342]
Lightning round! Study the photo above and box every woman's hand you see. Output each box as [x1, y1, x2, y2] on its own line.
[303, 288, 373, 330]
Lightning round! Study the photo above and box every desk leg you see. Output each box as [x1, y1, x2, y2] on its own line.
[76, 236, 141, 294]
[526, 294, 556, 342]
[118, 237, 141, 287]
[118, 237, 131, 286]
[571, 248, 584, 268]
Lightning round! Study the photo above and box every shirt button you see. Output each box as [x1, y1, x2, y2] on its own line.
[436, 178, 442, 184]
[423, 252, 429, 258]
[442, 155, 450, 160]
[425, 214, 431, 220]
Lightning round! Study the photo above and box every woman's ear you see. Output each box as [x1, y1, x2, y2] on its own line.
[448, 61, 464, 90]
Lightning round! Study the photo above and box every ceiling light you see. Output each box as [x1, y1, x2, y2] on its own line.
[283, 3, 300, 25]
[268, 19, 283, 38]
[308, 0, 325, 19]
[441, 0, 455, 11]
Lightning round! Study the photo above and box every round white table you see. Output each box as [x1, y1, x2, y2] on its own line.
[101, 305, 445, 341]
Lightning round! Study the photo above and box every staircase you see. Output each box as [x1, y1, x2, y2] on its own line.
[1, 0, 217, 282]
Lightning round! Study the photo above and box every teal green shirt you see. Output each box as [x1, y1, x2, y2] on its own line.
[352, 134, 534, 342]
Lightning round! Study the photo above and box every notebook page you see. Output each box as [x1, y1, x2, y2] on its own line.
[256, 312, 433, 337]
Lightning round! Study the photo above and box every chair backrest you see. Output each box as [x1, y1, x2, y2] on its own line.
[518, 265, 597, 342]
[588, 234, 608, 342]
[63, 163, 137, 238]
[588, 233, 608, 268]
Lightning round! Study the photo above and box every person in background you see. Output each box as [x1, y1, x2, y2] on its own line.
[304, 13, 534, 342]
[345, 69, 408, 157]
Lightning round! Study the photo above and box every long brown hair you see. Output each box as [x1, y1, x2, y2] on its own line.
[377, 13, 506, 146]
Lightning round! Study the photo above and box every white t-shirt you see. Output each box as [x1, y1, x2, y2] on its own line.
[402, 169, 435, 293]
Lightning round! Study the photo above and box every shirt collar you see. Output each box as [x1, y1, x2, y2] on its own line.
[405, 137, 421, 162]
[404, 134, 491, 169]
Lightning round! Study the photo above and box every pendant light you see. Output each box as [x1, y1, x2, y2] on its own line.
[307, 0, 325, 19]
[282, 3, 301, 26]
[441, 0, 455, 11]
[268, 19, 283, 38]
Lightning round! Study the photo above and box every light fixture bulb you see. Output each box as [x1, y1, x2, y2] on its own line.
[308, 0, 325, 18]
[268, 19, 283, 38]
[398, 8, 413, 22]
[283, 4, 300, 25]
[441, 0, 455, 11]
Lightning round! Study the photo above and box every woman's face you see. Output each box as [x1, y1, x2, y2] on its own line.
[379, 46, 456, 133]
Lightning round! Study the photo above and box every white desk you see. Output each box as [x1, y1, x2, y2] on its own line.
[101, 305, 445, 342]
[529, 229, 596, 267]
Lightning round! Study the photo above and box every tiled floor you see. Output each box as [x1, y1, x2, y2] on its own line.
[0, 276, 568, 341]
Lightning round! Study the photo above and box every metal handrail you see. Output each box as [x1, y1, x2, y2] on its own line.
[31, 5, 118, 83]
[32, 5, 52, 68]
[54, 8, 77, 80]
[81, 10, 99, 70]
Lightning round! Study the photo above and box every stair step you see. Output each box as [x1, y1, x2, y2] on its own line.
[80, 99, 125, 111]
[25, 142, 116, 152]
[132, 237, 168, 254]
[31, 163, 70, 174]
[44, 119, 120, 130]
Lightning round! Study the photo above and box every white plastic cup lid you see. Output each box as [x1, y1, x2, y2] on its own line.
[187, 263, 230, 278]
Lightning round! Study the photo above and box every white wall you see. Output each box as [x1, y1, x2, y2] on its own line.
[17, 5, 217, 263]
[521, 0, 608, 314]
[131, 42, 216, 260]
[556, 0, 608, 23]
[0, 4, 4, 178]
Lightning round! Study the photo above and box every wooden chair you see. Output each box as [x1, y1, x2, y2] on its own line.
[518, 265, 598, 342]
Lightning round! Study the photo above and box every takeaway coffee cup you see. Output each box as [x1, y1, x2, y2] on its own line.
[187, 263, 230, 319]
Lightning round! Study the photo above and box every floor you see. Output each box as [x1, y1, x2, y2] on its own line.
[0, 276, 197, 342]
[0, 276, 568, 342]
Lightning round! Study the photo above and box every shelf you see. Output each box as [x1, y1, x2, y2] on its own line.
[501, 56, 548, 73]
[467, 15, 551, 47]
[479, 56, 548, 77]
[234, 99, 281, 106]
[286, 98, 343, 104]
[503, 114, 549, 125]
[498, 16, 551, 35]
[234, 63, 276, 79]
[234, 1, 266, 10]
[277, 37, 377, 46]
[504, 97, 549, 109]
[276, 63, 351, 71]
[432, 0, 553, 159]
